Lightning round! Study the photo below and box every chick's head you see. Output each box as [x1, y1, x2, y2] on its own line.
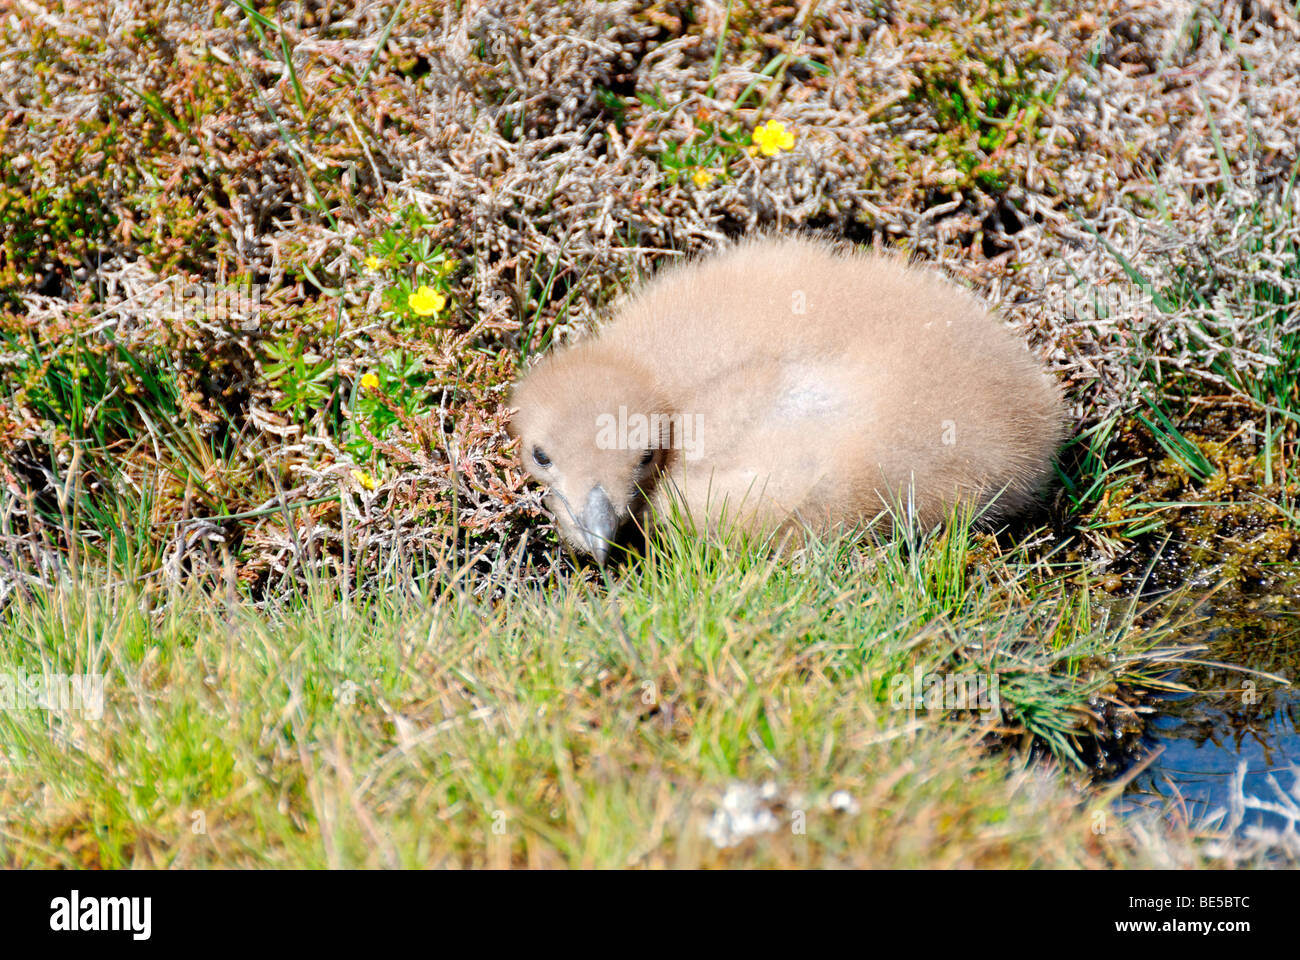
[509, 345, 672, 563]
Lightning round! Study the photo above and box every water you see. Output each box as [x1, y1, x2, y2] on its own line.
[1121, 599, 1300, 833]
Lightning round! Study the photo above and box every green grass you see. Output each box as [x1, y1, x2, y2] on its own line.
[0, 504, 1211, 868]
[1060, 152, 1300, 554]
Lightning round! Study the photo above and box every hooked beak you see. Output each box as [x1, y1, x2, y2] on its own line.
[577, 485, 618, 565]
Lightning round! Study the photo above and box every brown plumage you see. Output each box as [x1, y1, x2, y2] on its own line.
[509, 236, 1066, 563]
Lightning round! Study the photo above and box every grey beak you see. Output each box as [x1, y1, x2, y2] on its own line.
[578, 485, 618, 565]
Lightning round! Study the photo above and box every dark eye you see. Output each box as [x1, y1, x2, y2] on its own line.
[532, 446, 552, 468]
[639, 449, 655, 467]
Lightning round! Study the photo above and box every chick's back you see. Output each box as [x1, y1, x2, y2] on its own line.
[599, 236, 1065, 530]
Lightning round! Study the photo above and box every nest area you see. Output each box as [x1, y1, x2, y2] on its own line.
[0, 0, 1298, 595]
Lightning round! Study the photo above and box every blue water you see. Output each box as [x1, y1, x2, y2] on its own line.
[1122, 616, 1300, 833]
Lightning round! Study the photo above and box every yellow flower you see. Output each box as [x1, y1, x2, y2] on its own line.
[408, 285, 447, 316]
[692, 168, 716, 187]
[752, 120, 795, 156]
[351, 469, 377, 491]
[359, 372, 380, 392]
[364, 255, 381, 272]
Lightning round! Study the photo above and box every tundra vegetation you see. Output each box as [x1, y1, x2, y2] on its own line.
[0, 1, 1297, 867]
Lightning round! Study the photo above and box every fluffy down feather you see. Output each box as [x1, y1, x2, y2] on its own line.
[509, 236, 1066, 562]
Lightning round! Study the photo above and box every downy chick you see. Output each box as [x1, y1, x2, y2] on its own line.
[509, 236, 1066, 563]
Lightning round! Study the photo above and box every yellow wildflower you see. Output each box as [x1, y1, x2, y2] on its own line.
[752, 120, 795, 156]
[359, 372, 380, 392]
[692, 168, 716, 187]
[364, 255, 381, 272]
[351, 469, 377, 491]
[408, 285, 447, 316]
